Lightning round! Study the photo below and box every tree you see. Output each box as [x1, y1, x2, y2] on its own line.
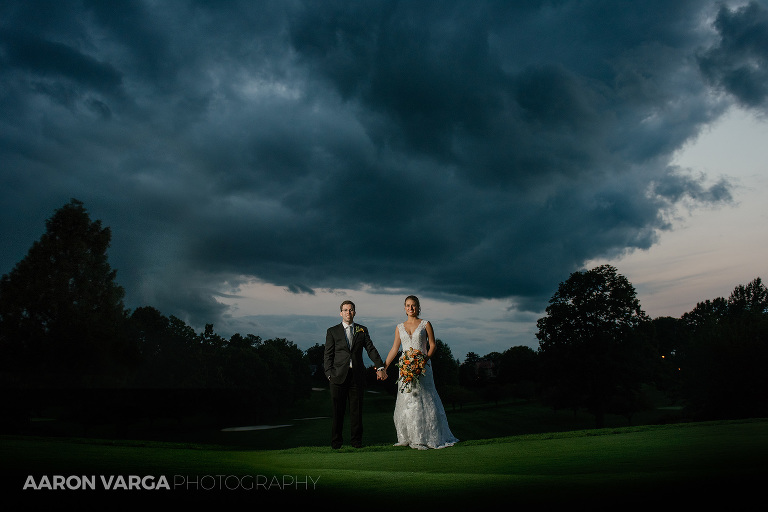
[0, 199, 128, 384]
[305, 343, 327, 384]
[680, 277, 768, 419]
[536, 264, 653, 427]
[727, 277, 768, 317]
[255, 338, 311, 411]
[497, 345, 539, 399]
[459, 351, 481, 387]
[648, 316, 684, 401]
[431, 339, 460, 391]
[126, 307, 201, 387]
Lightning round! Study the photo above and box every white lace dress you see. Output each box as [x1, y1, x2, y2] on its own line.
[393, 320, 459, 449]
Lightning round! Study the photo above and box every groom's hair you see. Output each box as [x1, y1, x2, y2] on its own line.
[340, 300, 356, 311]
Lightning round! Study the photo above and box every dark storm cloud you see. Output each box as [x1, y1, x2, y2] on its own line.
[1, 0, 762, 328]
[699, 1, 768, 109]
[0, 30, 122, 94]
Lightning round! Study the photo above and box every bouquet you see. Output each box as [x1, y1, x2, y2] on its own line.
[397, 348, 427, 393]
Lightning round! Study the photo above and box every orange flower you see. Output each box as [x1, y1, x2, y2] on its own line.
[397, 348, 427, 393]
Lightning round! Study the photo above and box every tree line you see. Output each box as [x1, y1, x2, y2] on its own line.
[1, 200, 766, 430]
[0, 200, 310, 427]
[440, 265, 768, 426]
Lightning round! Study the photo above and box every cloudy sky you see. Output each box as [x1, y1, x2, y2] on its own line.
[2, 0, 767, 361]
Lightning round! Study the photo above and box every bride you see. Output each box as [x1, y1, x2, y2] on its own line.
[384, 295, 459, 449]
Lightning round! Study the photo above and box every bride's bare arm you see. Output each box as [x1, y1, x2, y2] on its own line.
[385, 328, 402, 369]
[425, 321, 437, 360]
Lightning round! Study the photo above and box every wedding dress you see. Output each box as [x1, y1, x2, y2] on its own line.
[393, 319, 459, 449]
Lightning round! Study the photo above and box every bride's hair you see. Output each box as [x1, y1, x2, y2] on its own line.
[404, 295, 421, 315]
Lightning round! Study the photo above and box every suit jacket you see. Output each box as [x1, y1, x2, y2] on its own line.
[324, 322, 384, 385]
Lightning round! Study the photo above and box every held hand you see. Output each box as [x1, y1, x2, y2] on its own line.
[377, 368, 388, 381]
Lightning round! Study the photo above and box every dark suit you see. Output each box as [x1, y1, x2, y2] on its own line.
[324, 322, 384, 448]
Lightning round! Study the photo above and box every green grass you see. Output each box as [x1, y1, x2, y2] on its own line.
[2, 389, 766, 506]
[2, 420, 766, 506]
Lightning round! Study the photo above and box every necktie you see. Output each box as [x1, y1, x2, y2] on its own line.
[346, 326, 354, 368]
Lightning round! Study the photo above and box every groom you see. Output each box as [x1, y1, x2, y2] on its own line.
[324, 300, 387, 449]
